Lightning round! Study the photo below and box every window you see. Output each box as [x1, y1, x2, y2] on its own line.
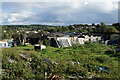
[0, 43, 2, 46]
[4, 43, 6, 46]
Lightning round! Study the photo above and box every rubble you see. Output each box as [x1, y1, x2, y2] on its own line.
[7, 58, 17, 64]
[19, 54, 32, 61]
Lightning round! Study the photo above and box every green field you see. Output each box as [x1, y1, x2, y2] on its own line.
[2, 43, 120, 79]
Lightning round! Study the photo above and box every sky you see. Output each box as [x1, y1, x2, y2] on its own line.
[0, 0, 119, 25]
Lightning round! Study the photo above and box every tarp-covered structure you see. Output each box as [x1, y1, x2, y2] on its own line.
[57, 37, 72, 47]
[46, 33, 72, 48]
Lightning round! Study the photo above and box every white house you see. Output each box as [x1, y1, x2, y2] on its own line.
[77, 38, 85, 44]
[83, 35, 90, 42]
[0, 41, 10, 48]
[70, 36, 78, 44]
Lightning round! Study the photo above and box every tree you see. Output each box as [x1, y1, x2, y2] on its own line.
[56, 26, 63, 32]
[62, 26, 69, 32]
[100, 22, 106, 26]
[106, 26, 119, 33]
[73, 24, 77, 28]
[87, 28, 93, 32]
[92, 23, 95, 26]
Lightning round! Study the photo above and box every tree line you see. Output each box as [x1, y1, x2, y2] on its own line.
[2, 22, 120, 40]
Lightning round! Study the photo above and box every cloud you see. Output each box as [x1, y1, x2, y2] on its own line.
[1, 0, 119, 2]
[8, 17, 16, 22]
[2, 10, 35, 24]
[1, 2, 118, 25]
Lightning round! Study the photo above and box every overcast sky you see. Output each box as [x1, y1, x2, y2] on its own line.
[1, 0, 119, 25]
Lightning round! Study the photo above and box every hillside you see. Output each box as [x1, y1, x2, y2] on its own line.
[2, 43, 120, 79]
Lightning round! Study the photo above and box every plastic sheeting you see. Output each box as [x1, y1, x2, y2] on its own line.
[57, 37, 72, 47]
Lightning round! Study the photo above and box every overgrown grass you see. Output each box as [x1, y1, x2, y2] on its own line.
[2, 43, 120, 79]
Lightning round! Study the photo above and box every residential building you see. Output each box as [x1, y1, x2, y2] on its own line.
[0, 41, 10, 48]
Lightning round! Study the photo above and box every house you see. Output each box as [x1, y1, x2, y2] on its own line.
[83, 35, 90, 42]
[76, 33, 101, 44]
[0, 41, 10, 48]
[89, 35, 101, 42]
[3, 39, 17, 47]
[70, 36, 78, 44]
[69, 33, 80, 44]
[43, 32, 102, 48]
[77, 38, 85, 44]
[82, 33, 102, 43]
[66, 33, 85, 45]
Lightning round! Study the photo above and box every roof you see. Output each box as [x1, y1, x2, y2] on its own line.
[0, 41, 7, 42]
[78, 35, 85, 38]
[3, 39, 13, 42]
[43, 33, 53, 37]
[53, 33, 70, 37]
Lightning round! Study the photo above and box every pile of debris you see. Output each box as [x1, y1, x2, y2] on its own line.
[19, 54, 32, 61]
[95, 66, 109, 73]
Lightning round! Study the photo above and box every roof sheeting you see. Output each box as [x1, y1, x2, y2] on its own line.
[57, 37, 72, 47]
